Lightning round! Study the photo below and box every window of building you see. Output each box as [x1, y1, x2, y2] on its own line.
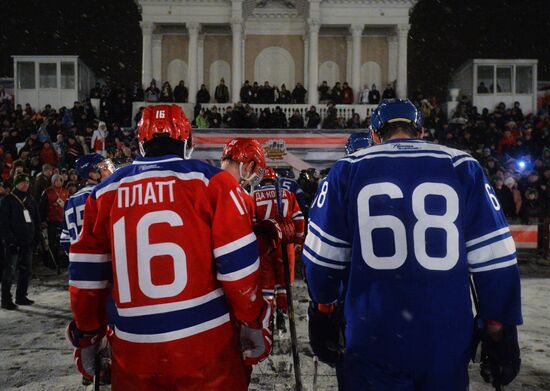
[496, 66, 512, 93]
[476, 65, 493, 94]
[515, 66, 533, 94]
[39, 63, 57, 88]
[17, 62, 35, 89]
[61, 62, 75, 89]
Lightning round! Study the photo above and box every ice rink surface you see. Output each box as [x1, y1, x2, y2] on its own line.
[1, 261, 549, 391]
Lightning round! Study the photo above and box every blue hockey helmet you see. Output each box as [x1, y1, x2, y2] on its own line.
[345, 131, 372, 155]
[369, 99, 423, 136]
[75, 153, 108, 179]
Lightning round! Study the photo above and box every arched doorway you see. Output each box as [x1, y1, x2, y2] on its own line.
[254, 47, 295, 89]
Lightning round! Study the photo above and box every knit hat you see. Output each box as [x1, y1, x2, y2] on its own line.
[51, 173, 63, 185]
[13, 174, 30, 186]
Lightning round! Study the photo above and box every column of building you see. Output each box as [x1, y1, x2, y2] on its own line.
[152, 34, 163, 84]
[396, 24, 410, 99]
[187, 22, 200, 104]
[141, 21, 154, 86]
[387, 35, 398, 87]
[307, 19, 320, 104]
[350, 24, 363, 103]
[231, 19, 243, 103]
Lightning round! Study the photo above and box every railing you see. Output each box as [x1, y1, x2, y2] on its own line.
[130, 102, 377, 123]
[200, 103, 377, 122]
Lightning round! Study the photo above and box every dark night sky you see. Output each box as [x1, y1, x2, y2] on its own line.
[1, 0, 549, 100]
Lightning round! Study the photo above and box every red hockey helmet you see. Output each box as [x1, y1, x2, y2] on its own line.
[221, 138, 266, 186]
[262, 167, 277, 181]
[137, 104, 193, 158]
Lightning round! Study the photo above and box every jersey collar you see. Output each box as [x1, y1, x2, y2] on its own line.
[132, 155, 183, 165]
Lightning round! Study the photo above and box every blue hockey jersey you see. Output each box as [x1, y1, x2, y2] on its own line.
[60, 184, 95, 253]
[303, 139, 522, 373]
[279, 177, 306, 211]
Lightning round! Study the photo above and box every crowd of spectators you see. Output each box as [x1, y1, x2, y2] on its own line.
[417, 94, 550, 224]
[193, 102, 366, 130]
[2, 80, 550, 230]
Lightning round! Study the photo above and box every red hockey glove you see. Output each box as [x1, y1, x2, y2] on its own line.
[66, 320, 113, 382]
[254, 219, 282, 253]
[241, 299, 273, 365]
[273, 216, 296, 244]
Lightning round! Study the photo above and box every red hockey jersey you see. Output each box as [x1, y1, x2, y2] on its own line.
[68, 155, 263, 390]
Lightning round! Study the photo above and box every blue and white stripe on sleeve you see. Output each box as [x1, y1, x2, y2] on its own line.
[213, 232, 260, 281]
[303, 221, 351, 270]
[466, 227, 517, 273]
[68, 253, 113, 289]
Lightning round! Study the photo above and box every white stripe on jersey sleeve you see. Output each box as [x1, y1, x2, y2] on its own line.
[69, 253, 112, 263]
[213, 232, 256, 258]
[308, 221, 351, 245]
[303, 249, 348, 270]
[469, 259, 517, 273]
[467, 236, 516, 265]
[69, 280, 111, 289]
[466, 227, 511, 248]
[453, 156, 478, 167]
[217, 257, 260, 281]
[305, 231, 351, 263]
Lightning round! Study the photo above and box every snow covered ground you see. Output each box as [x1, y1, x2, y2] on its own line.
[1, 263, 549, 391]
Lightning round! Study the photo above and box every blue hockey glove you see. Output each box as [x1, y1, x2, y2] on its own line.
[307, 302, 345, 367]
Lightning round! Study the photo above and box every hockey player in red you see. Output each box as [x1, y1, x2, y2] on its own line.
[253, 167, 305, 329]
[66, 105, 272, 391]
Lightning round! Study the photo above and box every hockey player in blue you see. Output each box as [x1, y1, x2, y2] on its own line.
[304, 99, 521, 391]
[60, 153, 114, 253]
[278, 175, 306, 212]
[344, 131, 372, 155]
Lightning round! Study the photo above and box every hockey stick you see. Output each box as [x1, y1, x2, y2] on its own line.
[274, 178, 303, 391]
[93, 353, 101, 391]
[40, 229, 60, 275]
[312, 355, 319, 391]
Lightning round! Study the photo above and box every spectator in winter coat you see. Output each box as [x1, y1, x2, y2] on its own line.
[0, 174, 41, 310]
[173, 80, 189, 103]
[318, 81, 331, 103]
[368, 84, 381, 104]
[292, 83, 307, 104]
[331, 82, 343, 104]
[195, 110, 209, 128]
[520, 188, 543, 224]
[144, 80, 160, 102]
[305, 106, 321, 129]
[289, 110, 305, 129]
[39, 141, 58, 167]
[32, 164, 53, 200]
[258, 108, 273, 129]
[382, 83, 396, 99]
[493, 176, 516, 218]
[359, 85, 370, 104]
[214, 79, 230, 104]
[208, 106, 223, 129]
[504, 176, 522, 217]
[272, 107, 288, 129]
[65, 136, 84, 168]
[39, 173, 68, 259]
[91, 121, 108, 157]
[240, 80, 253, 103]
[160, 82, 174, 102]
[277, 84, 292, 104]
[197, 84, 211, 104]
[341, 82, 354, 104]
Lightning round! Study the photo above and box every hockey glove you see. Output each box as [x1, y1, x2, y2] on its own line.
[479, 321, 521, 387]
[240, 299, 273, 365]
[308, 302, 345, 367]
[66, 320, 113, 383]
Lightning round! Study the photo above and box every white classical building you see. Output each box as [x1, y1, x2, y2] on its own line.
[137, 0, 415, 104]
